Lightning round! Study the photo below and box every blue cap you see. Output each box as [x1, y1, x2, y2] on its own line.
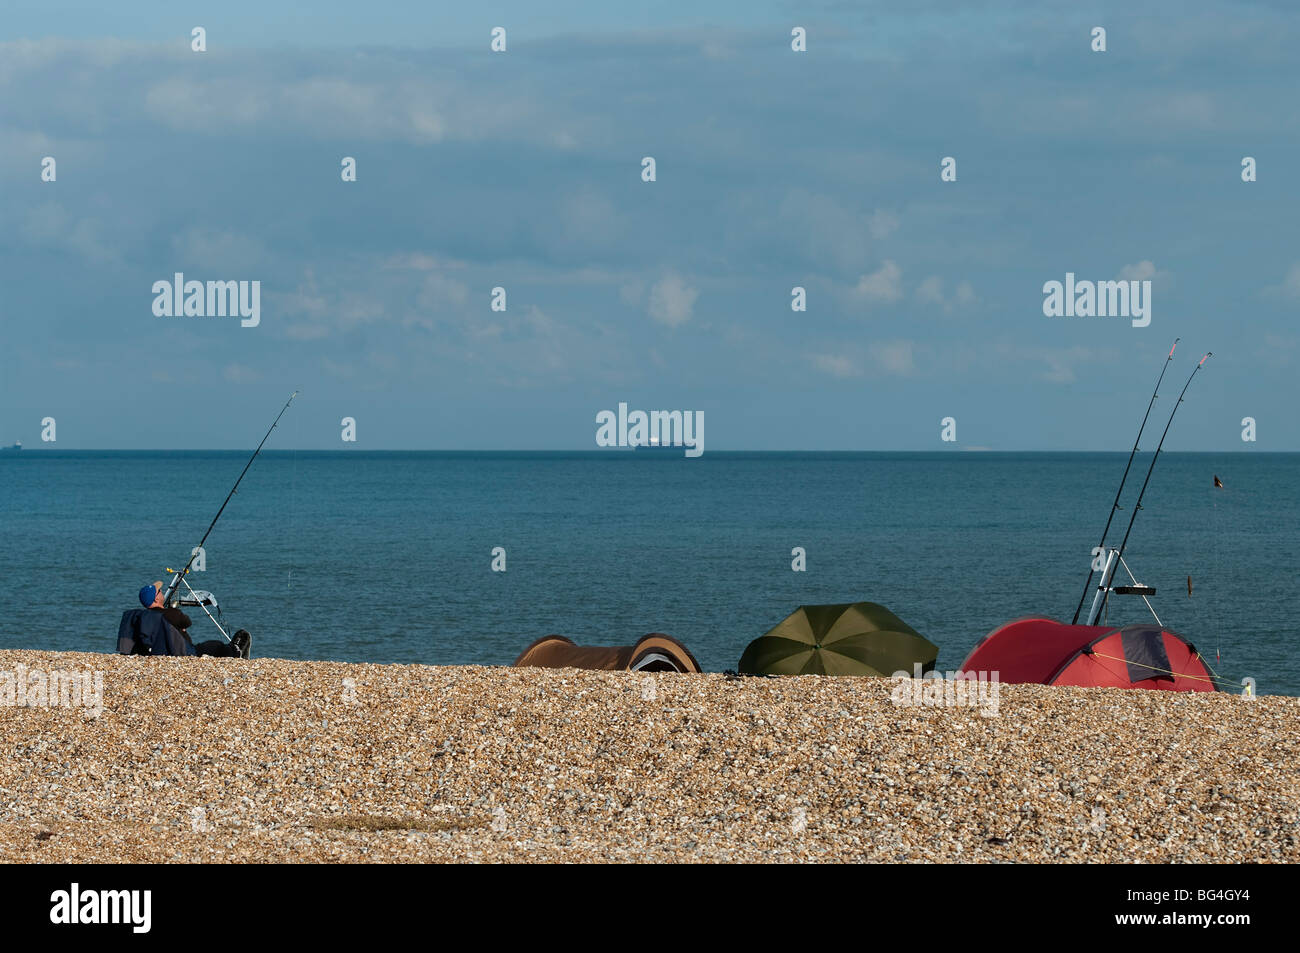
[139, 585, 157, 607]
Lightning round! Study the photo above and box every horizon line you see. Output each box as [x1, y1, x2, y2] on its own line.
[2, 447, 1291, 455]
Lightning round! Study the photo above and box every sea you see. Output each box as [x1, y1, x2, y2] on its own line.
[1, 451, 1295, 695]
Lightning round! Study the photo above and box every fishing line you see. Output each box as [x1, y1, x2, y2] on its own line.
[164, 391, 298, 604]
[1071, 339, 1179, 625]
[1097, 352, 1212, 622]
[288, 447, 298, 591]
[1212, 471, 1220, 662]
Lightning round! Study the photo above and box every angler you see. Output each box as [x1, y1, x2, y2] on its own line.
[115, 392, 297, 659]
[126, 580, 250, 658]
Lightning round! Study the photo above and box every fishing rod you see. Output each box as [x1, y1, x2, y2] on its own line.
[1090, 353, 1211, 623]
[164, 391, 298, 603]
[1071, 339, 1179, 624]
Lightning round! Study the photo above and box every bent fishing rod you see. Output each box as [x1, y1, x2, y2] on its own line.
[1071, 339, 1179, 624]
[1090, 352, 1211, 623]
[164, 391, 298, 603]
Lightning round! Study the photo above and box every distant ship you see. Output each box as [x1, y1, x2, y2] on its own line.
[2, 441, 19, 451]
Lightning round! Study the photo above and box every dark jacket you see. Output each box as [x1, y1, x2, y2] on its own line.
[117, 608, 196, 656]
[156, 605, 192, 632]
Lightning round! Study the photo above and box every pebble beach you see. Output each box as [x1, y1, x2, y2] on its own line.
[1, 649, 1296, 863]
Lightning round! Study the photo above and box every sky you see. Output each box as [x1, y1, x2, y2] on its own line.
[1, 0, 1298, 450]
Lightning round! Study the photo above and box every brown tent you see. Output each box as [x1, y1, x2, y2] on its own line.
[512, 633, 702, 673]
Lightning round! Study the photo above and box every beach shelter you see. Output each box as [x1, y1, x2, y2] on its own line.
[513, 633, 702, 673]
[737, 602, 938, 676]
[960, 617, 1219, 692]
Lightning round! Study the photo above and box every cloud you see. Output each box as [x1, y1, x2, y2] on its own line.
[1140, 92, 1217, 129]
[171, 227, 266, 273]
[647, 272, 697, 327]
[138, 73, 501, 145]
[809, 340, 915, 378]
[870, 339, 915, 375]
[3, 22, 1298, 450]
[852, 260, 903, 304]
[222, 363, 259, 383]
[382, 252, 466, 272]
[1257, 333, 1296, 367]
[1119, 261, 1157, 281]
[776, 190, 877, 273]
[321, 357, 356, 379]
[916, 276, 976, 312]
[916, 276, 944, 306]
[19, 202, 120, 264]
[1117, 260, 1175, 291]
[868, 209, 900, 240]
[1010, 346, 1097, 384]
[559, 188, 619, 247]
[0, 39, 579, 149]
[0, 125, 73, 177]
[619, 280, 645, 306]
[277, 268, 391, 339]
[416, 273, 470, 313]
[807, 353, 861, 378]
[1279, 263, 1300, 300]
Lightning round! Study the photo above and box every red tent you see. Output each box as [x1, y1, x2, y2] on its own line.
[960, 618, 1219, 692]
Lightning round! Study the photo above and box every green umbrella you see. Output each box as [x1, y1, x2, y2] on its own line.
[738, 602, 938, 676]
